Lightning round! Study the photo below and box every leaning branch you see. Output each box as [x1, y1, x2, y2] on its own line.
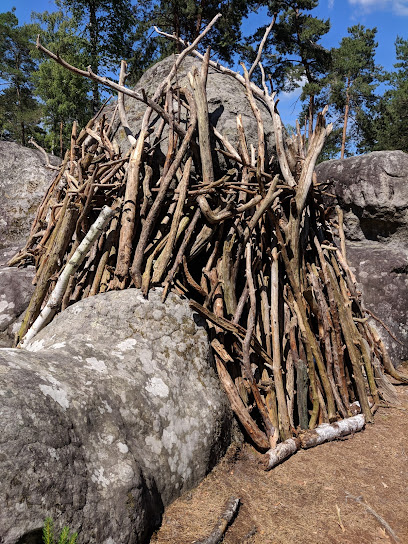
[194, 496, 240, 544]
[248, 14, 277, 79]
[19, 206, 116, 348]
[36, 36, 185, 139]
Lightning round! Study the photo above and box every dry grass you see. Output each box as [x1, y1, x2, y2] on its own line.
[152, 387, 408, 544]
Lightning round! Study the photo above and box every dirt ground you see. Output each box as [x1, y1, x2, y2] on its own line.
[151, 387, 408, 544]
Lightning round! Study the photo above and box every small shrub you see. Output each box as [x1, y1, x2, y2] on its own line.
[43, 517, 78, 544]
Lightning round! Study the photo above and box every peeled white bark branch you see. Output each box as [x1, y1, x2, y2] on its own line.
[19, 206, 116, 348]
[264, 414, 365, 470]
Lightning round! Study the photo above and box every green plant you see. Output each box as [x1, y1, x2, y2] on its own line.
[43, 517, 78, 544]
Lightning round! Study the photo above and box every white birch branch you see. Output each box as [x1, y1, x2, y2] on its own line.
[264, 414, 366, 470]
[19, 206, 116, 348]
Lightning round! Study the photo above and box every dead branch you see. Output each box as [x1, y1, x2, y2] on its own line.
[194, 496, 240, 544]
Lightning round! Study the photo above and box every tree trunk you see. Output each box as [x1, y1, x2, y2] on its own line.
[60, 121, 63, 157]
[89, 0, 100, 112]
[308, 94, 314, 140]
[21, 121, 26, 147]
[341, 78, 351, 159]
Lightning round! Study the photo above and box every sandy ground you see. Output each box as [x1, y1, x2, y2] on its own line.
[151, 387, 408, 544]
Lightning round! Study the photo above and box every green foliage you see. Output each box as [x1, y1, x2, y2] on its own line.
[43, 517, 78, 544]
[244, 0, 331, 127]
[0, 10, 44, 145]
[329, 25, 379, 110]
[131, 0, 262, 82]
[32, 9, 93, 154]
[358, 36, 408, 153]
[321, 24, 380, 156]
[56, 0, 138, 109]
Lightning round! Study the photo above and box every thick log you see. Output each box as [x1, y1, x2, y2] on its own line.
[263, 414, 365, 470]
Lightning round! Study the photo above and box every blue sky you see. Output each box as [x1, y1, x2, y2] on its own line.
[3, 0, 408, 125]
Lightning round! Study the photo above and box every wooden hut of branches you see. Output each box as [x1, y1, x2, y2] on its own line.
[9, 15, 407, 466]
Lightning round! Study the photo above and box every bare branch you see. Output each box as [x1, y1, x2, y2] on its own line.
[248, 14, 277, 79]
[118, 60, 137, 146]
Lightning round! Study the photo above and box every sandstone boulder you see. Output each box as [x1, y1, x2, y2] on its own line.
[110, 55, 276, 166]
[0, 141, 61, 248]
[0, 289, 232, 543]
[0, 257, 35, 348]
[316, 151, 408, 364]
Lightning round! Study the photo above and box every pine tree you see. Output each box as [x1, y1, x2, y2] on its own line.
[324, 24, 380, 158]
[56, 0, 138, 111]
[33, 9, 93, 154]
[133, 0, 262, 77]
[358, 36, 408, 153]
[244, 0, 331, 138]
[0, 10, 43, 145]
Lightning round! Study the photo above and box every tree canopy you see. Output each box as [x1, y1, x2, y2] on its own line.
[358, 36, 408, 153]
[323, 24, 380, 158]
[0, 0, 406, 158]
[244, 0, 331, 137]
[33, 9, 93, 154]
[0, 10, 43, 145]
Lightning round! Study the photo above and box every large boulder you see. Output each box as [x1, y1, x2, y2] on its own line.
[0, 258, 35, 348]
[0, 289, 232, 543]
[316, 151, 408, 364]
[0, 141, 61, 248]
[110, 55, 276, 165]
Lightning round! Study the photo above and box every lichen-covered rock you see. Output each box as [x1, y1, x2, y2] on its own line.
[0, 141, 61, 248]
[316, 151, 408, 364]
[0, 259, 35, 348]
[110, 55, 276, 167]
[0, 289, 232, 543]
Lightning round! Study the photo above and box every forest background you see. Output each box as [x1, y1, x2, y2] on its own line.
[1, 0, 407, 160]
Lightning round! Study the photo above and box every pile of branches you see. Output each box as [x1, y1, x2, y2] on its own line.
[10, 15, 407, 461]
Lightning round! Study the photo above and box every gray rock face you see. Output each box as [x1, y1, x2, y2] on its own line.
[0, 257, 35, 348]
[316, 151, 408, 243]
[0, 288, 232, 544]
[111, 55, 276, 167]
[316, 151, 408, 364]
[0, 141, 61, 248]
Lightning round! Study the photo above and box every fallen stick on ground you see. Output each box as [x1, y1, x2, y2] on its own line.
[194, 496, 240, 544]
[345, 493, 400, 543]
[263, 414, 366, 470]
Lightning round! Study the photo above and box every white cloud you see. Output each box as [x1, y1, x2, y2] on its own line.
[395, 0, 408, 14]
[348, 0, 408, 15]
[328, 0, 334, 9]
[279, 75, 307, 102]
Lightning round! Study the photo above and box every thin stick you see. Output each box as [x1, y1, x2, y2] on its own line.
[152, 157, 192, 283]
[244, 244, 277, 446]
[131, 90, 197, 288]
[28, 138, 59, 170]
[194, 497, 240, 544]
[365, 308, 405, 347]
[271, 246, 292, 440]
[248, 14, 277, 79]
[118, 60, 137, 146]
[345, 493, 400, 543]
